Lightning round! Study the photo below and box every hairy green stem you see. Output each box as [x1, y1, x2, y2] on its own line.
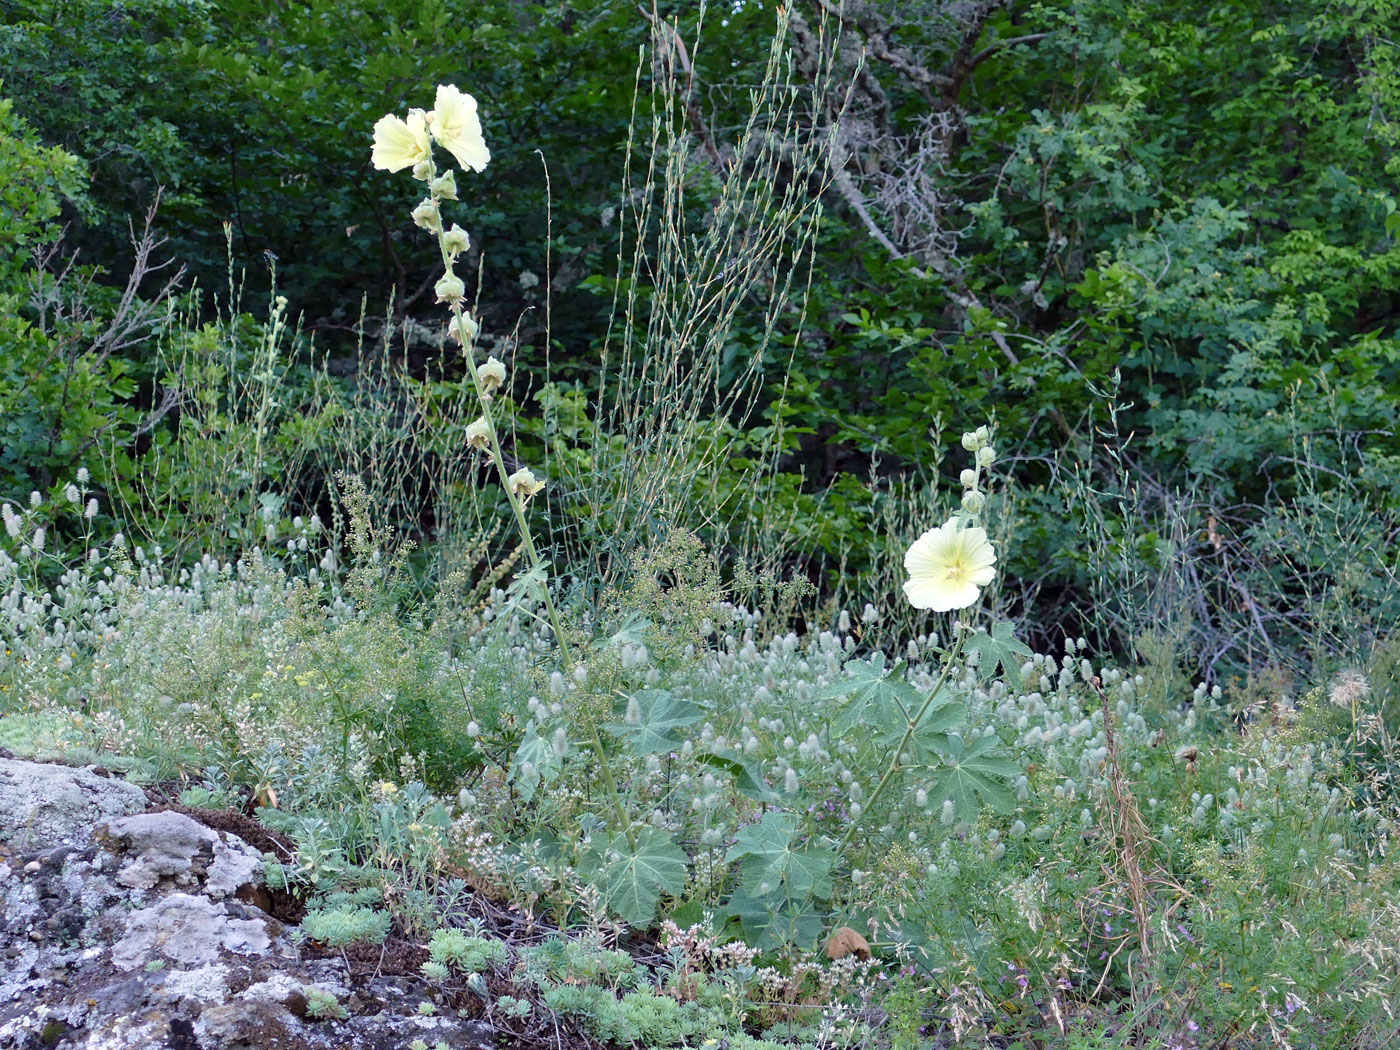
[834, 626, 969, 861]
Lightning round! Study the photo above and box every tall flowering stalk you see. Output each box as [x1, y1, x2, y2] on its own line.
[371, 86, 634, 844]
[835, 428, 1000, 860]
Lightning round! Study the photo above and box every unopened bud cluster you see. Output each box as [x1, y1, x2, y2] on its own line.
[958, 425, 996, 519]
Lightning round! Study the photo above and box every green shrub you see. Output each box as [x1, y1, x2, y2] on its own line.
[425, 929, 507, 975]
[299, 906, 390, 948]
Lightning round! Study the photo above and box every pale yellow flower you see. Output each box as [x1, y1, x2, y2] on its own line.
[427, 84, 490, 173]
[371, 109, 431, 172]
[903, 519, 996, 611]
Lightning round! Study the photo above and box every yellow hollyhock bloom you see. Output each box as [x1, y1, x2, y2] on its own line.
[371, 109, 431, 172]
[427, 84, 490, 173]
[903, 519, 997, 611]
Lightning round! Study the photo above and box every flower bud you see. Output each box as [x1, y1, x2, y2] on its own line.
[442, 223, 470, 256]
[434, 272, 465, 303]
[507, 467, 545, 500]
[961, 490, 986, 515]
[959, 468, 977, 489]
[411, 198, 440, 231]
[412, 159, 433, 182]
[478, 355, 506, 394]
[464, 417, 491, 450]
[976, 445, 996, 467]
[430, 170, 458, 200]
[961, 431, 981, 451]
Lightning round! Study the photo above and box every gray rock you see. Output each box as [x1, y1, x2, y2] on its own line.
[0, 758, 499, 1050]
[103, 810, 262, 897]
[110, 893, 273, 970]
[0, 758, 147, 849]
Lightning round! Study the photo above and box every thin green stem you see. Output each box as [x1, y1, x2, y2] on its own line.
[834, 627, 970, 861]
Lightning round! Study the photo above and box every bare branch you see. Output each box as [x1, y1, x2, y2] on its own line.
[967, 31, 1052, 71]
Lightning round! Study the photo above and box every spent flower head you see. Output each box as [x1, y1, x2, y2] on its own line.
[443, 224, 470, 257]
[435, 273, 466, 303]
[448, 314, 479, 344]
[412, 199, 441, 231]
[479, 356, 507, 395]
[464, 418, 491, 451]
[507, 468, 545, 501]
[430, 170, 458, 201]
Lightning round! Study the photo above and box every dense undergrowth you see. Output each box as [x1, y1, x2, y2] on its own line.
[3, 2, 1400, 1048]
[2, 461, 1399, 1048]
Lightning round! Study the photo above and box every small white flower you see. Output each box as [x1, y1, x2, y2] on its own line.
[464, 417, 491, 451]
[427, 84, 490, 173]
[85, 498, 99, 519]
[371, 109, 432, 172]
[2, 503, 19, 538]
[903, 518, 997, 611]
[76, 467, 89, 485]
[518, 270, 539, 290]
[29, 491, 41, 508]
[64, 483, 81, 505]
[30, 527, 45, 553]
